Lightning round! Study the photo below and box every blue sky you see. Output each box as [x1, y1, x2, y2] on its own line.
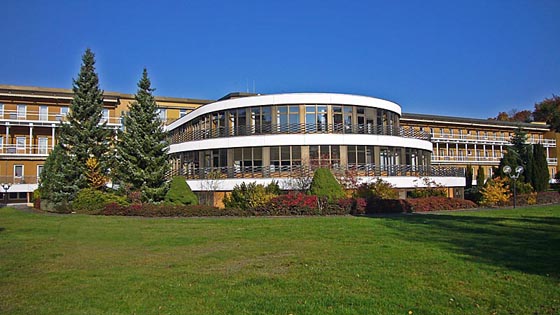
[1, 0, 559, 118]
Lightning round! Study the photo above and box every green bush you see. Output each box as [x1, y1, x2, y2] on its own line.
[164, 176, 198, 205]
[223, 182, 278, 210]
[355, 178, 399, 200]
[72, 188, 129, 214]
[309, 168, 345, 202]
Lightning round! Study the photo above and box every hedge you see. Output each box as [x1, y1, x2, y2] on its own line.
[100, 203, 246, 217]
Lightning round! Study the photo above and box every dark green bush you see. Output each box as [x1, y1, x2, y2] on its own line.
[309, 168, 345, 202]
[464, 187, 482, 204]
[164, 176, 198, 205]
[72, 188, 129, 214]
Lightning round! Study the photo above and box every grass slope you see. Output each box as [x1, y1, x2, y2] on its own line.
[0, 206, 559, 314]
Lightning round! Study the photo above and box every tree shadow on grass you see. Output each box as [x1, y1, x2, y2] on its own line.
[377, 213, 560, 278]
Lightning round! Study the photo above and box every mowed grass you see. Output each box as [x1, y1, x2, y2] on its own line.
[1, 206, 559, 315]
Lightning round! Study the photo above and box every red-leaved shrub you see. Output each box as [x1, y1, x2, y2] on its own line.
[407, 197, 477, 212]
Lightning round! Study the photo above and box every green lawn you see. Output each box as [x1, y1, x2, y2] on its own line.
[1, 206, 559, 315]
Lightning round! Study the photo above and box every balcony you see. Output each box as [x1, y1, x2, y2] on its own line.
[0, 145, 51, 157]
[431, 133, 556, 147]
[169, 123, 431, 144]
[0, 110, 122, 127]
[170, 164, 465, 180]
[0, 176, 39, 185]
[432, 155, 558, 165]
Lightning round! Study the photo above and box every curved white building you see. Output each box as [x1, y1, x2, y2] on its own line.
[166, 93, 465, 196]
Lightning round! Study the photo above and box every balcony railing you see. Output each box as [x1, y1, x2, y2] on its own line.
[169, 123, 431, 144]
[0, 110, 122, 125]
[0, 145, 52, 156]
[432, 155, 558, 165]
[431, 133, 556, 147]
[0, 176, 39, 185]
[170, 164, 464, 180]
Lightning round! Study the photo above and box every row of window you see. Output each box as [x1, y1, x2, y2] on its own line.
[6, 165, 43, 178]
[418, 126, 545, 142]
[170, 145, 431, 170]
[169, 104, 400, 143]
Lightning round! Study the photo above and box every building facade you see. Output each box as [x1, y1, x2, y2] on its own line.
[400, 113, 557, 185]
[0, 85, 210, 203]
[0, 84, 556, 203]
[166, 93, 466, 203]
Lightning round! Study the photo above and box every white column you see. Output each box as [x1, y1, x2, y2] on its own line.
[51, 124, 56, 148]
[6, 124, 10, 151]
[483, 145, 486, 160]
[29, 124, 33, 155]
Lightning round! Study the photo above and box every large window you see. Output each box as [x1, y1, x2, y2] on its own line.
[309, 145, 340, 167]
[270, 146, 301, 170]
[233, 147, 263, 173]
[277, 105, 299, 132]
[305, 105, 328, 132]
[348, 145, 373, 165]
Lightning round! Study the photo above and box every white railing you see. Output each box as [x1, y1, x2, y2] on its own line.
[432, 155, 558, 165]
[0, 145, 52, 156]
[432, 155, 501, 163]
[0, 110, 122, 125]
[431, 133, 556, 147]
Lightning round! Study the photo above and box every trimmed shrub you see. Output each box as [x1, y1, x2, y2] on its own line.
[100, 203, 245, 217]
[407, 197, 477, 212]
[309, 168, 345, 202]
[164, 176, 198, 206]
[72, 188, 129, 214]
[536, 191, 560, 204]
[252, 192, 319, 216]
[366, 198, 412, 214]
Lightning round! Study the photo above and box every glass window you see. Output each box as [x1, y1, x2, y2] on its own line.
[157, 108, 167, 122]
[102, 108, 109, 123]
[37, 165, 44, 179]
[180, 109, 187, 118]
[0, 103, 3, 118]
[38, 138, 48, 154]
[16, 137, 26, 149]
[17, 104, 26, 119]
[277, 105, 299, 132]
[59, 107, 69, 121]
[14, 165, 23, 177]
[39, 105, 48, 121]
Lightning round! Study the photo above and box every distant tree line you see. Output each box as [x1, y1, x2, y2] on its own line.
[490, 95, 560, 131]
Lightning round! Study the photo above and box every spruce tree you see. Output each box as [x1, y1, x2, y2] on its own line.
[465, 165, 473, 189]
[40, 144, 79, 203]
[532, 143, 549, 192]
[41, 49, 111, 202]
[115, 68, 169, 202]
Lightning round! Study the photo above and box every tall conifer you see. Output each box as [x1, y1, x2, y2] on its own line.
[41, 49, 111, 202]
[532, 143, 549, 192]
[115, 68, 169, 202]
